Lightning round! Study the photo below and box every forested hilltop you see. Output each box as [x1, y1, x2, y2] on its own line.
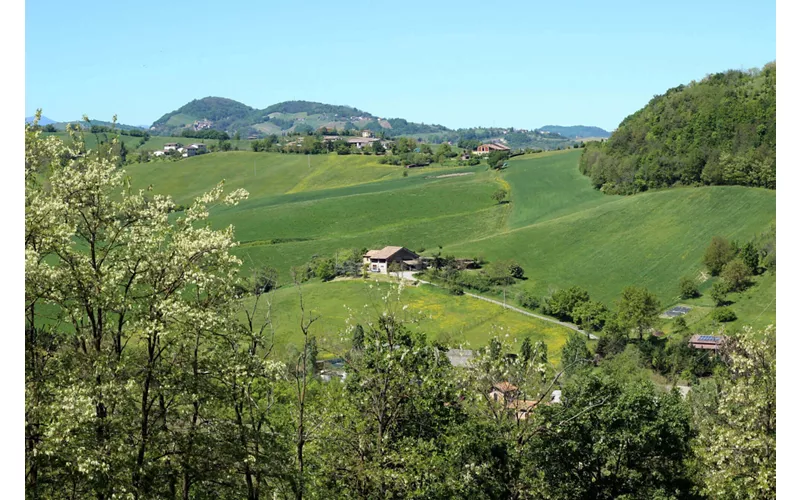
[579, 62, 776, 194]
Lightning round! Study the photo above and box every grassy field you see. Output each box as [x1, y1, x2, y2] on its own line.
[121, 148, 775, 348]
[247, 278, 573, 360]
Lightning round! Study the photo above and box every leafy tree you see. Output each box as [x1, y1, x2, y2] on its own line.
[704, 235, 735, 276]
[721, 257, 751, 292]
[739, 240, 760, 275]
[24, 116, 273, 498]
[560, 332, 592, 377]
[693, 327, 775, 498]
[679, 275, 700, 298]
[528, 374, 695, 499]
[370, 140, 385, 155]
[253, 266, 279, 294]
[710, 281, 729, 306]
[491, 188, 508, 204]
[545, 286, 591, 322]
[572, 300, 609, 337]
[673, 316, 688, 334]
[314, 258, 336, 281]
[617, 286, 661, 340]
[487, 149, 510, 169]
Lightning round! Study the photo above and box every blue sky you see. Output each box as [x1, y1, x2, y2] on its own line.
[25, 0, 775, 131]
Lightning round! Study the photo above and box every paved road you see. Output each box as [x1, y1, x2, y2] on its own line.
[395, 271, 598, 340]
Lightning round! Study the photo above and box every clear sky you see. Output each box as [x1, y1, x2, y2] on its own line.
[25, 0, 775, 131]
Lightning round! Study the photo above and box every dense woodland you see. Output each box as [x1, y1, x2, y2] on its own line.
[579, 62, 776, 194]
[25, 116, 776, 499]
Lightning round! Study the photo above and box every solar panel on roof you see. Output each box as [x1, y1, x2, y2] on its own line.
[698, 335, 720, 342]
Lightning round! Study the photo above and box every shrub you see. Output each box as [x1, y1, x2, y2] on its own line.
[679, 276, 699, 299]
[448, 284, 464, 296]
[516, 290, 539, 310]
[711, 307, 737, 323]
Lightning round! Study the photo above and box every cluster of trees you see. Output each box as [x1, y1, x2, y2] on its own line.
[292, 248, 367, 283]
[424, 257, 524, 297]
[701, 227, 776, 311]
[579, 62, 776, 194]
[180, 128, 231, 140]
[24, 115, 776, 499]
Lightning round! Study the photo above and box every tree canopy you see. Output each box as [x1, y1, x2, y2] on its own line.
[579, 62, 775, 194]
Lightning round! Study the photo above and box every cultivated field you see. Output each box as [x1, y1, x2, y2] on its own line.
[125, 148, 776, 344]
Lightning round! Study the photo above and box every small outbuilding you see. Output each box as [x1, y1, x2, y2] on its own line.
[688, 334, 726, 352]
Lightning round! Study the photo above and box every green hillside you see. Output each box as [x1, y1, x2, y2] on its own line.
[152, 96, 255, 133]
[125, 148, 775, 338]
[579, 62, 776, 194]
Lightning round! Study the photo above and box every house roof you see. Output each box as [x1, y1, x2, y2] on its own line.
[492, 381, 518, 393]
[689, 334, 726, 348]
[364, 246, 417, 260]
[478, 143, 510, 151]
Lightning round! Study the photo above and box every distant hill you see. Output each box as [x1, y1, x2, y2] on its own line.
[148, 97, 605, 150]
[26, 115, 56, 125]
[579, 61, 776, 194]
[151, 97, 255, 133]
[52, 119, 145, 131]
[538, 125, 610, 139]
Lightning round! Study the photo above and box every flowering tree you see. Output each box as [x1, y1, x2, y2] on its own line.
[693, 327, 776, 499]
[24, 111, 290, 498]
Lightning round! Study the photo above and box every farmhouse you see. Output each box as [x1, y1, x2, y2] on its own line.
[189, 143, 207, 154]
[475, 143, 511, 155]
[163, 142, 182, 152]
[347, 137, 380, 149]
[362, 246, 421, 273]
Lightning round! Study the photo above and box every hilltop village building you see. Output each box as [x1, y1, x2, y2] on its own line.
[363, 246, 421, 273]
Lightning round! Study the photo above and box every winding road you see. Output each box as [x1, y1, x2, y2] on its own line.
[396, 271, 598, 340]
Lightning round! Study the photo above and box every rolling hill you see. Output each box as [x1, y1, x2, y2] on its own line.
[124, 148, 775, 347]
[147, 97, 605, 150]
[538, 125, 611, 138]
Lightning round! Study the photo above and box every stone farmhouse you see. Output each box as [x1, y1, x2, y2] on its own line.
[362, 246, 422, 273]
